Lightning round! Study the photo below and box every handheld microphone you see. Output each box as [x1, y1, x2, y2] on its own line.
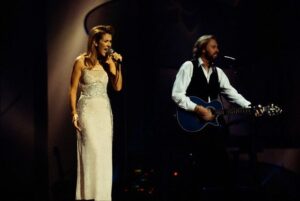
[107, 47, 114, 55]
[107, 48, 122, 64]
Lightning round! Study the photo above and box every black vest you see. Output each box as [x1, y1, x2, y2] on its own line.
[186, 59, 220, 102]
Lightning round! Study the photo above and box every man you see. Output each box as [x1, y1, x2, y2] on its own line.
[172, 35, 253, 119]
[171, 35, 261, 200]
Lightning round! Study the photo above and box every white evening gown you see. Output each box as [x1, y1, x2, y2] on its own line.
[76, 67, 113, 201]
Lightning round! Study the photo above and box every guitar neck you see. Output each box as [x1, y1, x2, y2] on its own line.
[217, 107, 254, 115]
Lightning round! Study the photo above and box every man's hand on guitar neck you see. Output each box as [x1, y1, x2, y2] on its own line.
[194, 105, 215, 121]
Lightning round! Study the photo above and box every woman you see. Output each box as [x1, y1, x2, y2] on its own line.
[69, 25, 122, 201]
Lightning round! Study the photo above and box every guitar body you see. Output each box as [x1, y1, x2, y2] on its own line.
[176, 96, 223, 133]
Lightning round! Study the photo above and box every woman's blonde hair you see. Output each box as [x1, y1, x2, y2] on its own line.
[84, 25, 114, 68]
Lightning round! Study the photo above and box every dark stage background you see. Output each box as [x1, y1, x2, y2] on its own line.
[1, 0, 300, 200]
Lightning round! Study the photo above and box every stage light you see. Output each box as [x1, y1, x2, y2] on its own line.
[173, 171, 179, 176]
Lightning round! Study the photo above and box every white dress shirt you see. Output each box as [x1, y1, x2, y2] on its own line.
[171, 58, 251, 111]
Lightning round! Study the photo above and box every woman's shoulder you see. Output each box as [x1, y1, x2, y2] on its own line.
[74, 53, 87, 69]
[75, 53, 87, 63]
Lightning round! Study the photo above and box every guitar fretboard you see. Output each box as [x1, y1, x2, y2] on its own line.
[216, 107, 254, 115]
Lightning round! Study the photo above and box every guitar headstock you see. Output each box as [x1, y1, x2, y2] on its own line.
[263, 103, 283, 116]
[252, 103, 282, 117]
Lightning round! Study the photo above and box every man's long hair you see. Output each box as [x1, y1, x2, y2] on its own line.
[192, 35, 216, 59]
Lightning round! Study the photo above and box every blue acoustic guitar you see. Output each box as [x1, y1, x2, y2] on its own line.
[176, 96, 282, 133]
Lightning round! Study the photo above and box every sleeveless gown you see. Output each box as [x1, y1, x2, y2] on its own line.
[76, 67, 113, 201]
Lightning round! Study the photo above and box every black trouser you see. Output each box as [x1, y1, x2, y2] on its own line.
[174, 125, 234, 200]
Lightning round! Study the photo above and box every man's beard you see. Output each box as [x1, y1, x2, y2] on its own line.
[205, 51, 218, 63]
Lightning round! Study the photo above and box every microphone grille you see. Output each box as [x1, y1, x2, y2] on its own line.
[107, 48, 114, 55]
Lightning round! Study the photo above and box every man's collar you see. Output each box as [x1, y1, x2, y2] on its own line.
[198, 57, 204, 67]
[198, 57, 216, 68]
